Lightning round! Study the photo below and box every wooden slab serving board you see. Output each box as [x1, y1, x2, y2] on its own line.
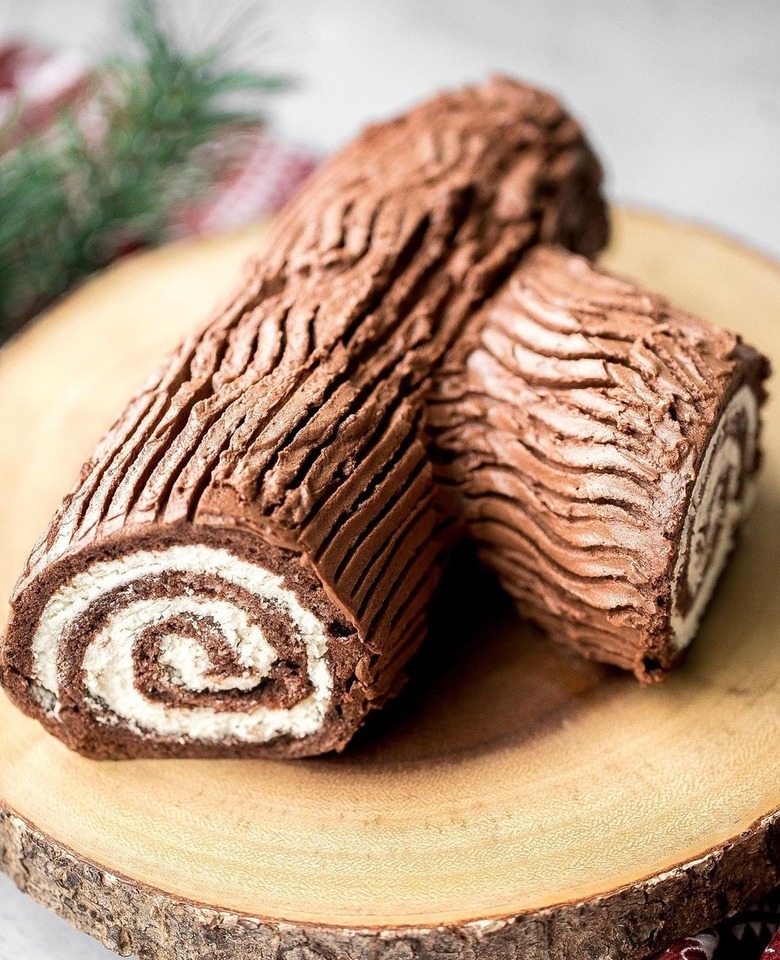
[1, 209, 779, 960]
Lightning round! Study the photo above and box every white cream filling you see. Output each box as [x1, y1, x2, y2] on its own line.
[30, 545, 333, 743]
[158, 630, 272, 693]
[670, 385, 759, 650]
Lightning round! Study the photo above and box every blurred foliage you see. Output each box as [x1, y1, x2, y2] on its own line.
[0, 0, 285, 334]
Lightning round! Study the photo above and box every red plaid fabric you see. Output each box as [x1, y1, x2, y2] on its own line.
[763, 930, 780, 960]
[0, 41, 315, 233]
[1, 37, 777, 960]
[659, 934, 719, 960]
[176, 132, 316, 236]
[0, 42, 90, 144]
[656, 890, 780, 959]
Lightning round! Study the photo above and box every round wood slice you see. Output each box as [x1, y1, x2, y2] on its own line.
[1, 209, 780, 960]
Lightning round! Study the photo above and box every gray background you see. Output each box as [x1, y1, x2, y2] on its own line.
[0, 1, 778, 956]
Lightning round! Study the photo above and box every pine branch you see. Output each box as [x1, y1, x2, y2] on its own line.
[0, 0, 286, 333]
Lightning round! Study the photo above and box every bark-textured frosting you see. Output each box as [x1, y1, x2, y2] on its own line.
[430, 247, 769, 678]
[1, 77, 609, 758]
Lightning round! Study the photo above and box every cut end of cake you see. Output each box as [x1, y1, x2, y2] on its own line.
[0, 528, 374, 759]
[668, 381, 764, 654]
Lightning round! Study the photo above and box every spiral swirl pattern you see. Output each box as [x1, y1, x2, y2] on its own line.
[29, 545, 333, 745]
[670, 385, 759, 650]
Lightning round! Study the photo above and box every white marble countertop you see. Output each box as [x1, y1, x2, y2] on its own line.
[0, 1, 778, 956]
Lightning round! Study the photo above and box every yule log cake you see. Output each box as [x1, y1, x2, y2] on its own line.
[0, 77, 768, 759]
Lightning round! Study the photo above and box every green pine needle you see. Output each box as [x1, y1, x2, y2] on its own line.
[0, 0, 286, 333]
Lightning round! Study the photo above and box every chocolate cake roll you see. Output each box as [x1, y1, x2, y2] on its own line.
[429, 247, 769, 680]
[0, 77, 609, 758]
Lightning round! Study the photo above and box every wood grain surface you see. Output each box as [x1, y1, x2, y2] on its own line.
[1, 208, 779, 960]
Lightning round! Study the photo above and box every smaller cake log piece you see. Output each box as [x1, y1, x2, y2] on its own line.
[430, 246, 769, 680]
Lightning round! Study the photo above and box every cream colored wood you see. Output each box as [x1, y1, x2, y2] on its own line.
[1, 209, 779, 959]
